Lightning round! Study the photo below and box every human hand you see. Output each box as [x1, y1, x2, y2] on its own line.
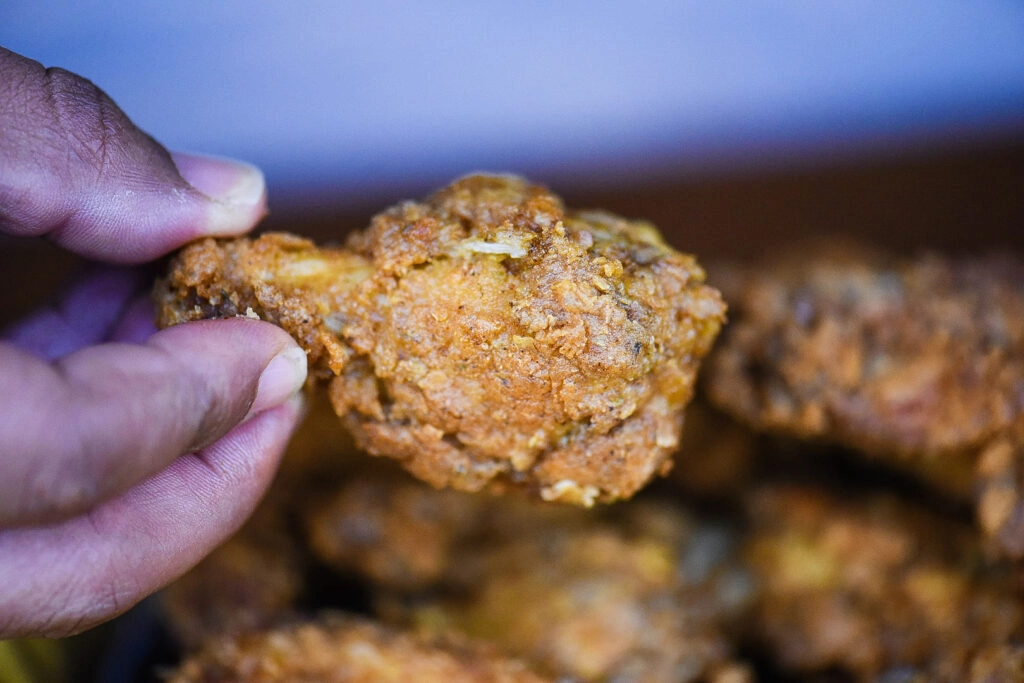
[0, 46, 308, 638]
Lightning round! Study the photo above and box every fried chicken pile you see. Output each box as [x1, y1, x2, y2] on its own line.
[154, 179, 1024, 682]
[156, 174, 726, 505]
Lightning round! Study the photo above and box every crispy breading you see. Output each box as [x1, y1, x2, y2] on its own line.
[742, 484, 1024, 681]
[156, 174, 725, 504]
[705, 246, 1024, 556]
[406, 503, 752, 683]
[303, 474, 753, 682]
[165, 613, 551, 683]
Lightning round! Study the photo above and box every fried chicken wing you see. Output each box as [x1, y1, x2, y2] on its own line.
[303, 473, 754, 682]
[165, 613, 551, 683]
[156, 174, 725, 504]
[742, 484, 1024, 681]
[705, 246, 1024, 555]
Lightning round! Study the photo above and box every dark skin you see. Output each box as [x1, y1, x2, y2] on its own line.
[0, 46, 308, 638]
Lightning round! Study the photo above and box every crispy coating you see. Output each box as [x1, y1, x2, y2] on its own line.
[156, 174, 725, 504]
[165, 613, 551, 683]
[705, 246, 1024, 555]
[303, 474, 753, 682]
[742, 484, 1024, 681]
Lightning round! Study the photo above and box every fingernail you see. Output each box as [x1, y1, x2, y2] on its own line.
[249, 346, 308, 418]
[172, 151, 265, 205]
[171, 151, 268, 235]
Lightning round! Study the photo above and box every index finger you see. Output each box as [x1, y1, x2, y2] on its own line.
[0, 47, 266, 263]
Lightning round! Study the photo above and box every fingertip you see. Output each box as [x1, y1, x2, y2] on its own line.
[247, 346, 309, 419]
[145, 317, 305, 451]
[0, 48, 270, 258]
[171, 151, 268, 237]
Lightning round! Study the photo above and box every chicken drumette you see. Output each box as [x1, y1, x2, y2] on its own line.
[157, 174, 725, 505]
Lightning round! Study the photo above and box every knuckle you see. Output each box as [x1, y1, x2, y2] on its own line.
[42, 67, 127, 176]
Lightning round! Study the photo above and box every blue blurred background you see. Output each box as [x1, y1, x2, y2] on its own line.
[3, 2, 1023, 211]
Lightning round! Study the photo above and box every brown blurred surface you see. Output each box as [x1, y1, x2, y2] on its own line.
[3, 142, 1022, 329]
[266, 143, 1024, 259]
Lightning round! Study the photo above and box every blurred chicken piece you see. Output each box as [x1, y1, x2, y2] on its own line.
[156, 174, 725, 505]
[303, 474, 754, 682]
[165, 613, 551, 683]
[742, 484, 1024, 681]
[705, 246, 1024, 556]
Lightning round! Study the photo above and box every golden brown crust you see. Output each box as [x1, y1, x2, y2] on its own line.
[164, 613, 551, 683]
[303, 473, 487, 593]
[154, 232, 371, 378]
[406, 504, 749, 683]
[704, 246, 1024, 556]
[156, 174, 725, 504]
[742, 485, 1024, 681]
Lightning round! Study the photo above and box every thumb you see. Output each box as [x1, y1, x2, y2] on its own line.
[0, 318, 307, 526]
[0, 47, 266, 263]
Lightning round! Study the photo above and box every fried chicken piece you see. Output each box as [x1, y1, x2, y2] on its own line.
[156, 174, 725, 504]
[705, 246, 1024, 555]
[165, 613, 551, 683]
[304, 473, 497, 593]
[742, 484, 1024, 681]
[303, 474, 754, 682]
[407, 503, 752, 683]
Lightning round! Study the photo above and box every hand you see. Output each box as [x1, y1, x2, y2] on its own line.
[0, 46, 308, 638]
